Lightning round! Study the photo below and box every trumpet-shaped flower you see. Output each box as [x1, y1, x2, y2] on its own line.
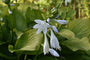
[50, 30, 61, 50]
[55, 20, 67, 24]
[65, 0, 71, 6]
[33, 20, 50, 34]
[49, 48, 60, 57]
[43, 34, 60, 57]
[43, 34, 49, 55]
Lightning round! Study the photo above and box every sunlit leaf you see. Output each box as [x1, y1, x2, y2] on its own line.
[68, 19, 90, 39]
[14, 29, 43, 55]
[59, 29, 75, 40]
[62, 37, 90, 51]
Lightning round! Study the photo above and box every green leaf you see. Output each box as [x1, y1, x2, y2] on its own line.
[0, 4, 9, 17]
[62, 37, 90, 51]
[14, 29, 43, 55]
[25, 7, 44, 23]
[17, 4, 30, 16]
[13, 9, 27, 31]
[59, 29, 75, 40]
[68, 19, 90, 39]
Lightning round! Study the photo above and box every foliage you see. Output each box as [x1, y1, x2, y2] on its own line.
[0, 0, 90, 60]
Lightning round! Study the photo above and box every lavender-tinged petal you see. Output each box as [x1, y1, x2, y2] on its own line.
[36, 27, 42, 34]
[49, 48, 59, 57]
[52, 26, 58, 33]
[46, 23, 51, 28]
[35, 20, 43, 24]
[33, 24, 39, 28]
[43, 34, 49, 55]
[43, 27, 47, 34]
[55, 20, 68, 24]
[65, 0, 67, 6]
[50, 30, 61, 50]
[50, 30, 56, 48]
[55, 38, 61, 51]
[47, 18, 50, 23]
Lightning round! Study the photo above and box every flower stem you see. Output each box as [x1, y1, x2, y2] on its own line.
[24, 54, 27, 60]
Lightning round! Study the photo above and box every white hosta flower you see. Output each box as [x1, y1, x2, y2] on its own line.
[0, 18, 3, 21]
[55, 20, 67, 24]
[52, 26, 58, 33]
[50, 30, 61, 50]
[33, 20, 50, 34]
[43, 34, 49, 55]
[65, 0, 71, 6]
[49, 48, 59, 57]
[8, 9, 12, 14]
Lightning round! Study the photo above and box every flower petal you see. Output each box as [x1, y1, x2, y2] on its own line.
[33, 24, 39, 28]
[36, 27, 42, 34]
[65, 0, 67, 6]
[43, 34, 49, 55]
[52, 26, 58, 33]
[47, 18, 50, 23]
[50, 30, 56, 48]
[43, 26, 47, 34]
[55, 20, 67, 24]
[35, 20, 43, 24]
[50, 30, 61, 50]
[49, 48, 59, 57]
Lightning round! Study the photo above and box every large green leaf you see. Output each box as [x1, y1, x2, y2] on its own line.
[62, 37, 90, 51]
[13, 9, 27, 31]
[14, 29, 43, 55]
[59, 29, 75, 40]
[68, 19, 90, 39]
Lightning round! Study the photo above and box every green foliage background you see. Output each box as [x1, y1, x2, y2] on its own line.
[0, 0, 90, 60]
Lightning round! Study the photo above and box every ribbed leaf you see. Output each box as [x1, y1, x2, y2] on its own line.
[59, 29, 75, 40]
[62, 37, 90, 51]
[68, 19, 90, 39]
[14, 29, 43, 55]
